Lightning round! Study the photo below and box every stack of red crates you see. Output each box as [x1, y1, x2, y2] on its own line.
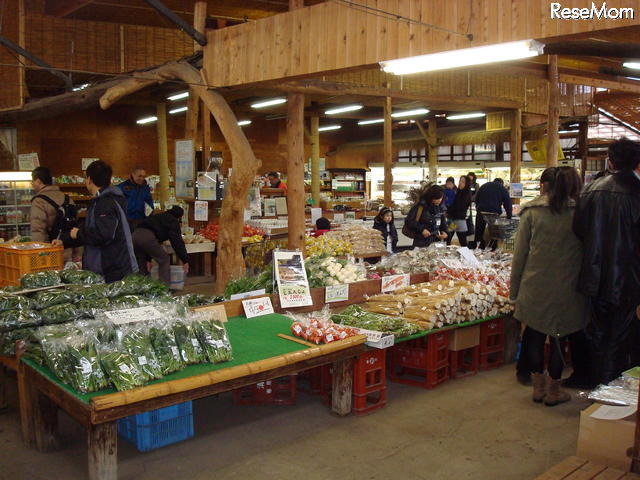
[449, 346, 480, 379]
[352, 349, 387, 416]
[232, 375, 298, 406]
[479, 318, 505, 370]
[389, 331, 450, 389]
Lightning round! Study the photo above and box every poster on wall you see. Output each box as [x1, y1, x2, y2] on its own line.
[18, 153, 39, 171]
[273, 250, 313, 308]
[510, 183, 523, 198]
[194, 200, 208, 222]
[81, 158, 99, 170]
[175, 139, 195, 198]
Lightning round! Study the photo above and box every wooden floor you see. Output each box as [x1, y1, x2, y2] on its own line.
[536, 457, 640, 480]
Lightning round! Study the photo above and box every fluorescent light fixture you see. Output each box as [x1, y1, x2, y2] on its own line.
[169, 106, 188, 114]
[358, 118, 385, 125]
[318, 125, 341, 132]
[168, 91, 189, 101]
[623, 62, 640, 70]
[381, 39, 544, 75]
[391, 108, 429, 118]
[625, 76, 640, 81]
[251, 97, 287, 109]
[72, 83, 89, 92]
[324, 104, 363, 115]
[447, 112, 486, 120]
[558, 130, 579, 134]
[0, 171, 32, 181]
[237, 120, 252, 126]
[136, 116, 158, 125]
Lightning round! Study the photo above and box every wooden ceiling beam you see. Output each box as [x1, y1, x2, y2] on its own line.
[45, 0, 94, 17]
[558, 68, 640, 94]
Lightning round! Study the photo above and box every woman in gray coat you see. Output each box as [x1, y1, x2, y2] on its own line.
[510, 167, 586, 406]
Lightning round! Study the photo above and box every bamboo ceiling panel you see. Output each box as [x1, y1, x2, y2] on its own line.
[204, 0, 640, 87]
[0, 0, 24, 111]
[595, 92, 640, 130]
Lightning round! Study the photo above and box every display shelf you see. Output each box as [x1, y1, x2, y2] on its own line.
[0, 179, 32, 240]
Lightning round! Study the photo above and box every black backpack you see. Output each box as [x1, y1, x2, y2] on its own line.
[33, 194, 78, 240]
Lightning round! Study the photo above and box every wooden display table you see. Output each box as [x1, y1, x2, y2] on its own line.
[17, 314, 366, 480]
[535, 456, 640, 479]
[164, 242, 216, 277]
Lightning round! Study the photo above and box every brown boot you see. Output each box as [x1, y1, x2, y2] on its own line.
[544, 378, 571, 406]
[531, 373, 546, 403]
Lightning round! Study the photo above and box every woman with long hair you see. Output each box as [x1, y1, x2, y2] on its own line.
[510, 167, 586, 406]
[404, 185, 448, 248]
[373, 207, 398, 253]
[446, 175, 473, 247]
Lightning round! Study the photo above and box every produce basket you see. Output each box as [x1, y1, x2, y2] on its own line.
[0, 242, 64, 287]
[481, 213, 519, 241]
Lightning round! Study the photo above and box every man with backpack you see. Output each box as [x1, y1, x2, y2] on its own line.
[30, 167, 79, 261]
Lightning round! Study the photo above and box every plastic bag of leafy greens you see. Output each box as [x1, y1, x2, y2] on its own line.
[59, 269, 104, 285]
[98, 344, 147, 391]
[116, 325, 163, 382]
[40, 303, 79, 325]
[149, 319, 185, 375]
[110, 295, 148, 310]
[32, 289, 75, 309]
[74, 318, 117, 344]
[76, 298, 111, 319]
[180, 293, 224, 308]
[40, 336, 73, 384]
[121, 274, 169, 297]
[69, 284, 109, 302]
[63, 334, 110, 393]
[0, 327, 37, 356]
[193, 312, 233, 364]
[104, 280, 126, 298]
[20, 271, 61, 289]
[0, 309, 42, 333]
[172, 317, 207, 365]
[0, 294, 31, 312]
[1, 285, 23, 294]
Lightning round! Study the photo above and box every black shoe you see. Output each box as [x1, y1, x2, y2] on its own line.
[517, 371, 531, 386]
[561, 375, 595, 390]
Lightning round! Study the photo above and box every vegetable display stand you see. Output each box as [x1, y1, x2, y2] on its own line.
[352, 349, 387, 416]
[389, 332, 450, 389]
[449, 346, 480, 379]
[479, 318, 505, 370]
[0, 243, 64, 287]
[117, 402, 194, 452]
[232, 375, 297, 406]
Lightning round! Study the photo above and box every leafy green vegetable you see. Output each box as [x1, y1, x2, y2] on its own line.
[32, 289, 75, 309]
[0, 309, 42, 333]
[76, 298, 111, 318]
[172, 319, 206, 364]
[1, 285, 23, 294]
[20, 271, 61, 289]
[111, 295, 146, 309]
[331, 304, 420, 337]
[194, 315, 233, 364]
[149, 323, 185, 375]
[99, 348, 147, 391]
[67, 284, 108, 302]
[59, 269, 105, 285]
[0, 327, 36, 355]
[0, 294, 31, 312]
[117, 328, 163, 382]
[180, 293, 225, 307]
[121, 275, 169, 297]
[40, 303, 79, 325]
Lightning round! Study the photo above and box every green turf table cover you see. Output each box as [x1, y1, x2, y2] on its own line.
[394, 315, 502, 343]
[22, 313, 309, 404]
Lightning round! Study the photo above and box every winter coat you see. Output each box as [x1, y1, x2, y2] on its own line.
[373, 218, 398, 253]
[62, 186, 137, 282]
[404, 201, 447, 248]
[30, 185, 71, 242]
[137, 212, 189, 264]
[444, 187, 456, 208]
[447, 189, 472, 220]
[117, 178, 154, 220]
[573, 170, 640, 306]
[510, 195, 587, 337]
[475, 180, 513, 218]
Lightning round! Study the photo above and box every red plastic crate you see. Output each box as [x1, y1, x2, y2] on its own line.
[449, 346, 479, 379]
[480, 318, 505, 355]
[352, 388, 387, 416]
[353, 349, 386, 396]
[233, 375, 297, 406]
[390, 332, 450, 371]
[479, 350, 504, 370]
[298, 365, 332, 395]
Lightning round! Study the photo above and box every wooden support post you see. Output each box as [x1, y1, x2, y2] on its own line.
[287, 92, 306, 251]
[383, 96, 393, 207]
[193, 1, 207, 52]
[578, 119, 589, 181]
[18, 364, 59, 451]
[289, 0, 304, 9]
[547, 55, 560, 167]
[156, 103, 170, 207]
[202, 101, 211, 163]
[185, 92, 199, 140]
[331, 357, 354, 416]
[428, 120, 438, 182]
[510, 109, 522, 205]
[88, 422, 117, 480]
[310, 115, 320, 206]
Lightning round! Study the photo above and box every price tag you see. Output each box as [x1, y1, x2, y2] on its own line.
[242, 297, 274, 318]
[325, 284, 349, 303]
[104, 306, 163, 325]
[458, 247, 481, 267]
[229, 289, 266, 301]
[192, 303, 228, 323]
[333, 213, 345, 223]
[381, 274, 410, 293]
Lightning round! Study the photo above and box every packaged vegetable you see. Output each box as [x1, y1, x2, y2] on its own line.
[32, 289, 75, 309]
[172, 318, 207, 364]
[59, 269, 105, 285]
[116, 325, 163, 382]
[99, 345, 147, 391]
[149, 320, 185, 375]
[76, 298, 111, 318]
[193, 313, 233, 363]
[0, 327, 37, 355]
[0, 294, 31, 312]
[40, 303, 80, 325]
[20, 271, 61, 289]
[0, 309, 42, 333]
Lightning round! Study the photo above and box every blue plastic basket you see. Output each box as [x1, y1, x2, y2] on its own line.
[117, 401, 194, 452]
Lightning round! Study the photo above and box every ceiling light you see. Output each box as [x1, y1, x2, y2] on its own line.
[237, 120, 252, 126]
[381, 39, 543, 75]
[358, 118, 385, 125]
[251, 97, 287, 109]
[558, 130, 579, 134]
[168, 91, 189, 101]
[136, 116, 158, 125]
[447, 112, 486, 120]
[169, 106, 188, 114]
[72, 83, 89, 92]
[0, 171, 32, 181]
[391, 108, 430, 118]
[324, 104, 363, 115]
[318, 125, 341, 132]
[623, 62, 640, 70]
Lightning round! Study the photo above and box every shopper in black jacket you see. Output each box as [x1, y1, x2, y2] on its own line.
[404, 185, 448, 248]
[573, 137, 640, 385]
[446, 175, 473, 247]
[132, 206, 189, 286]
[474, 178, 513, 249]
[56, 161, 138, 283]
[373, 207, 398, 253]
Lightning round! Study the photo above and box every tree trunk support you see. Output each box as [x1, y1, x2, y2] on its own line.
[156, 103, 170, 207]
[510, 109, 522, 205]
[287, 92, 306, 252]
[383, 96, 393, 207]
[547, 55, 560, 167]
[88, 422, 117, 480]
[331, 357, 354, 416]
[310, 115, 320, 206]
[428, 120, 438, 182]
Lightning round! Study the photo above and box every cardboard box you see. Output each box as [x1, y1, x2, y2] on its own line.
[576, 403, 636, 471]
[449, 325, 480, 351]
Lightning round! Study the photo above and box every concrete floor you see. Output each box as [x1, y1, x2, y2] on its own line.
[0, 366, 588, 480]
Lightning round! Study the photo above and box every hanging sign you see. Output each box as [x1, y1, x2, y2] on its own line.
[274, 250, 313, 308]
[18, 152, 39, 171]
[242, 297, 274, 318]
[81, 158, 99, 171]
[175, 139, 195, 198]
[381, 274, 410, 293]
[194, 200, 209, 222]
[325, 284, 349, 303]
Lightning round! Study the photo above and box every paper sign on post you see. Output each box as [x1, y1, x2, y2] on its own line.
[18, 153, 39, 171]
[325, 284, 349, 303]
[381, 274, 410, 293]
[194, 200, 209, 221]
[81, 157, 99, 170]
[104, 306, 164, 325]
[274, 250, 313, 308]
[458, 247, 481, 267]
[242, 297, 274, 318]
[311, 207, 322, 225]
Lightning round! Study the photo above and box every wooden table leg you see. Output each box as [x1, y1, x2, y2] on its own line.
[331, 357, 354, 416]
[88, 422, 118, 480]
[204, 251, 212, 277]
[17, 363, 59, 451]
[0, 365, 8, 412]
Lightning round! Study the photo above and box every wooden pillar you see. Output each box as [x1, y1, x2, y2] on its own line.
[18, 364, 59, 451]
[331, 357, 354, 416]
[578, 119, 589, 180]
[287, 92, 306, 251]
[428, 120, 438, 182]
[156, 103, 170, 206]
[185, 92, 200, 140]
[193, 1, 207, 52]
[202, 100, 211, 163]
[510, 109, 522, 205]
[88, 422, 117, 480]
[310, 115, 320, 206]
[289, 0, 304, 9]
[383, 96, 393, 207]
[547, 55, 560, 167]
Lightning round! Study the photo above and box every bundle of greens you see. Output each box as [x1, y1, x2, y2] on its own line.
[99, 346, 147, 391]
[68, 284, 109, 302]
[59, 269, 105, 285]
[40, 303, 79, 325]
[331, 304, 420, 338]
[180, 293, 225, 307]
[194, 314, 233, 364]
[0, 294, 31, 312]
[149, 321, 185, 375]
[104, 280, 126, 298]
[121, 275, 169, 297]
[172, 318, 207, 364]
[76, 298, 111, 318]
[20, 271, 61, 289]
[110, 295, 146, 309]
[116, 326, 163, 382]
[32, 289, 75, 309]
[1, 285, 23, 294]
[0, 327, 37, 356]
[0, 310, 42, 332]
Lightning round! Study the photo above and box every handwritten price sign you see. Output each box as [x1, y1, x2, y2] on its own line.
[242, 297, 274, 318]
[381, 274, 410, 293]
[325, 284, 349, 303]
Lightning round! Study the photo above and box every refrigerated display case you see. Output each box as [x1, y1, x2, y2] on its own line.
[0, 172, 33, 240]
